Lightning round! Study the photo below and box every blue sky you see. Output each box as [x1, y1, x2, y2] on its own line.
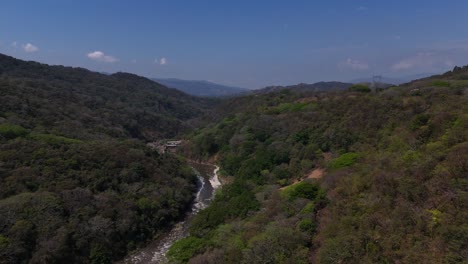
[1, 0, 468, 88]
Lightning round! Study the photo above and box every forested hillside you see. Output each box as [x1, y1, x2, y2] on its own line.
[176, 68, 467, 263]
[256, 81, 353, 94]
[0, 53, 216, 140]
[0, 54, 215, 263]
[0, 53, 467, 264]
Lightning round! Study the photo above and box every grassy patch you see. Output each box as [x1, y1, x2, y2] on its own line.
[431, 80, 450, 87]
[271, 102, 310, 114]
[329, 152, 359, 169]
[29, 133, 83, 146]
[450, 80, 468, 88]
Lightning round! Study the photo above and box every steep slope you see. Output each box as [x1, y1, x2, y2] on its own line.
[0, 54, 215, 263]
[152, 78, 249, 97]
[176, 67, 467, 263]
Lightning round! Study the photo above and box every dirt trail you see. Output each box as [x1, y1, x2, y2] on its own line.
[307, 168, 324, 179]
[280, 168, 324, 190]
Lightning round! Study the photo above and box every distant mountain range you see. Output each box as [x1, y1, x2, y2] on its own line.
[351, 73, 435, 85]
[152, 78, 249, 97]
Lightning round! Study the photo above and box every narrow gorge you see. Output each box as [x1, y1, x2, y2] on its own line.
[122, 162, 221, 264]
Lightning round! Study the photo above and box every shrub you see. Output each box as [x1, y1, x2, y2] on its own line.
[90, 243, 112, 264]
[298, 218, 316, 233]
[300, 202, 316, 214]
[0, 123, 28, 139]
[167, 236, 205, 263]
[411, 114, 430, 130]
[349, 84, 371, 93]
[283, 182, 320, 200]
[0, 235, 9, 250]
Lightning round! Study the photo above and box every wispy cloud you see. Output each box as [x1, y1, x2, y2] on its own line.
[11, 41, 17, 48]
[87, 51, 118, 63]
[23, 43, 39, 53]
[339, 58, 369, 71]
[357, 6, 368, 11]
[392, 52, 454, 71]
[388, 39, 468, 72]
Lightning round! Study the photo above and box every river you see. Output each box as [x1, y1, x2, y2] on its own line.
[119, 162, 220, 264]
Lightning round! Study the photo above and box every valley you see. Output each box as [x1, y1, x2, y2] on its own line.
[0, 54, 466, 264]
[122, 162, 221, 264]
[2, 2, 468, 263]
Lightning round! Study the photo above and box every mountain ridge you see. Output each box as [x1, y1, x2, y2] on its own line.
[152, 77, 249, 97]
[350, 73, 435, 85]
[255, 81, 354, 94]
[0, 53, 215, 140]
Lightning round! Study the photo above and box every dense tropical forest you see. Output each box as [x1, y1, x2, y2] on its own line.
[174, 68, 467, 263]
[0, 54, 215, 263]
[0, 53, 466, 264]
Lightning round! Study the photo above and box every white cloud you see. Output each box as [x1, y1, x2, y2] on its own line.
[339, 58, 369, 71]
[154, 57, 167, 65]
[11, 41, 17, 48]
[87, 51, 118, 63]
[391, 52, 454, 71]
[23, 43, 39, 53]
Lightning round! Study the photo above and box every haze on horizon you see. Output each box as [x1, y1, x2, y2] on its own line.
[1, 0, 468, 89]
